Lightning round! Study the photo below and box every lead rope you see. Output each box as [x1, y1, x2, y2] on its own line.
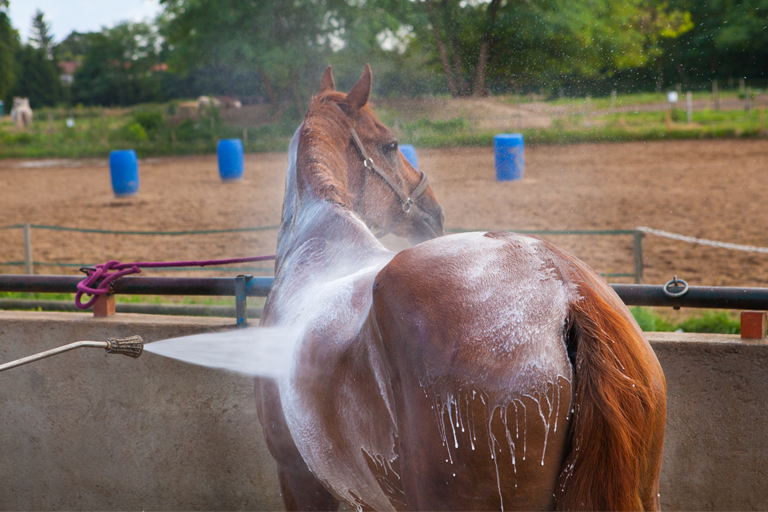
[75, 254, 276, 309]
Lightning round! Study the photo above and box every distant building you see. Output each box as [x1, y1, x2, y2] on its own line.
[57, 61, 81, 85]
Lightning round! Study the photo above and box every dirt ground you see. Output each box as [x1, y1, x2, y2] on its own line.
[1, 138, 767, 287]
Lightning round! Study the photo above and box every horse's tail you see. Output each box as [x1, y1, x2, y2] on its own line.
[556, 272, 666, 511]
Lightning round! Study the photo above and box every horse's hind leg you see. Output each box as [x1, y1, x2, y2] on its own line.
[256, 379, 340, 511]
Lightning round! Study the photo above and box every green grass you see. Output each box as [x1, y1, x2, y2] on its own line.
[0, 104, 297, 159]
[0, 290, 266, 307]
[630, 307, 741, 334]
[1, 91, 765, 159]
[542, 89, 751, 110]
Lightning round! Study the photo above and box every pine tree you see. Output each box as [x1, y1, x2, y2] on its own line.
[29, 9, 53, 60]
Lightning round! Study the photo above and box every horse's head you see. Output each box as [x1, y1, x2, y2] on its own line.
[296, 65, 444, 245]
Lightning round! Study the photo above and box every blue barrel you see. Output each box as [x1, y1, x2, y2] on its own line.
[494, 134, 524, 181]
[217, 139, 244, 181]
[109, 149, 139, 197]
[400, 144, 418, 169]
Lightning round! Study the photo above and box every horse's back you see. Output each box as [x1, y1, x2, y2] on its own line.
[372, 231, 576, 510]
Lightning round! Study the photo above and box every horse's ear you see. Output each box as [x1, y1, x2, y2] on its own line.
[319, 66, 335, 94]
[345, 63, 372, 111]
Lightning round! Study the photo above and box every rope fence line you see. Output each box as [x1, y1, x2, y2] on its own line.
[7, 224, 766, 283]
[0, 223, 644, 282]
[637, 226, 768, 254]
[0, 224, 281, 235]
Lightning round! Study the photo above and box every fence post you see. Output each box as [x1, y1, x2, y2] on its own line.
[235, 275, 252, 328]
[712, 80, 720, 111]
[47, 111, 54, 148]
[686, 91, 693, 124]
[745, 87, 752, 113]
[633, 230, 644, 284]
[102, 108, 108, 146]
[23, 223, 33, 275]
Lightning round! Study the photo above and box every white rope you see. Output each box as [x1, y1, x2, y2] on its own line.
[637, 226, 768, 254]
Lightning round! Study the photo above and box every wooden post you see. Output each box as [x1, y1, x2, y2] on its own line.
[761, 106, 766, 136]
[745, 87, 752, 113]
[676, 83, 682, 101]
[741, 311, 767, 339]
[23, 223, 33, 275]
[47, 111, 53, 147]
[102, 109, 108, 146]
[686, 91, 693, 124]
[633, 230, 644, 284]
[611, 90, 617, 109]
[243, 127, 248, 145]
[171, 127, 176, 149]
[712, 80, 719, 111]
[93, 294, 116, 317]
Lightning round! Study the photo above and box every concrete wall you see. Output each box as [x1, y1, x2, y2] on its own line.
[647, 331, 768, 511]
[0, 311, 282, 511]
[0, 311, 766, 510]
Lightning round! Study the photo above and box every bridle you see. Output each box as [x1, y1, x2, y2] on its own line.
[348, 127, 429, 215]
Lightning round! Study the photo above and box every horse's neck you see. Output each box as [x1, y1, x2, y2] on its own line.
[275, 125, 390, 283]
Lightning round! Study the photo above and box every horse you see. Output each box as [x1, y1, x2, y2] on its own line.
[10, 97, 33, 130]
[255, 64, 666, 511]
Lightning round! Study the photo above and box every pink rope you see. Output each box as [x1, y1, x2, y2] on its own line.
[75, 255, 276, 309]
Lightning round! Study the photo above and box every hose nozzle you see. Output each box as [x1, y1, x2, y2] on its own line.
[105, 335, 144, 358]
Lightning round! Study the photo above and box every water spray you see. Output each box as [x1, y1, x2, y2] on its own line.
[0, 335, 144, 372]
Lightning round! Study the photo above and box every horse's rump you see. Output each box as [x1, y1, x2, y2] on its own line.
[372, 232, 575, 510]
[372, 231, 665, 511]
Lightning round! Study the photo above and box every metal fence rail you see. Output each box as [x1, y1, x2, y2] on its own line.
[2, 275, 768, 327]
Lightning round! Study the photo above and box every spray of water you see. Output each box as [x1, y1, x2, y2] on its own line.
[143, 326, 302, 379]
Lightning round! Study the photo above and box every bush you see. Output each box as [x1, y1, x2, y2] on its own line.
[2, 133, 34, 145]
[132, 109, 165, 135]
[125, 122, 148, 142]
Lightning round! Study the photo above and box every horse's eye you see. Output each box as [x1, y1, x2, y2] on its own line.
[383, 141, 398, 155]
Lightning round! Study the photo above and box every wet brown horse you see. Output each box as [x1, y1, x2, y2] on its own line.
[257, 65, 666, 511]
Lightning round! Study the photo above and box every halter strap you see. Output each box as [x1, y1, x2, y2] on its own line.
[348, 127, 428, 214]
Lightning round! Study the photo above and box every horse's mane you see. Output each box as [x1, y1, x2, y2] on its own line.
[297, 91, 379, 207]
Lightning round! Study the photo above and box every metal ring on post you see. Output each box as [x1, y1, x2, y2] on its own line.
[663, 275, 689, 298]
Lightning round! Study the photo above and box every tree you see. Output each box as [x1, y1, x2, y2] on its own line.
[12, 44, 61, 106]
[71, 22, 166, 106]
[55, 31, 90, 62]
[0, 0, 18, 104]
[159, 0, 351, 106]
[659, 0, 768, 85]
[29, 9, 54, 60]
[380, 0, 692, 97]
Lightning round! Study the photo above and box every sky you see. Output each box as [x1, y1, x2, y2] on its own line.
[8, 0, 163, 43]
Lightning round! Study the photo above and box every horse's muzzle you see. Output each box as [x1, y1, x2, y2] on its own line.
[408, 205, 445, 245]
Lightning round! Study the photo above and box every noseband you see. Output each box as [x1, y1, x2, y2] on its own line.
[348, 127, 429, 215]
